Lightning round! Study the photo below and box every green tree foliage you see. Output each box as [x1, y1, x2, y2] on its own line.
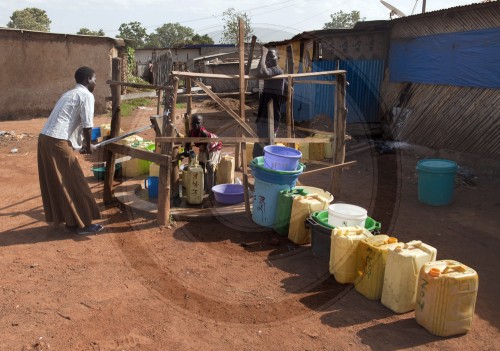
[221, 8, 253, 44]
[77, 28, 105, 36]
[323, 10, 364, 29]
[116, 21, 148, 48]
[146, 23, 194, 48]
[7, 7, 51, 32]
[189, 34, 214, 45]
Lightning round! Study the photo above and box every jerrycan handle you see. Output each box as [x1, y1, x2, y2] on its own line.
[443, 264, 466, 274]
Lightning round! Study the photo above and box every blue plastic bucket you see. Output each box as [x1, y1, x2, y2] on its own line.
[250, 157, 304, 185]
[416, 159, 457, 206]
[144, 176, 159, 198]
[91, 127, 101, 142]
[252, 178, 294, 227]
[263, 145, 302, 171]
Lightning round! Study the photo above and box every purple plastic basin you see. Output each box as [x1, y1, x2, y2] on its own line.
[212, 183, 244, 205]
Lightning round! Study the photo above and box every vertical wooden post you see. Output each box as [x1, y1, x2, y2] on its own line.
[156, 89, 162, 115]
[187, 77, 192, 119]
[331, 73, 347, 196]
[286, 75, 293, 146]
[103, 58, 121, 204]
[158, 77, 179, 225]
[238, 17, 251, 217]
[268, 100, 275, 146]
[234, 17, 253, 218]
[235, 18, 246, 170]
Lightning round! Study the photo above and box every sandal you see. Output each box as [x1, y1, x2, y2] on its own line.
[77, 224, 104, 235]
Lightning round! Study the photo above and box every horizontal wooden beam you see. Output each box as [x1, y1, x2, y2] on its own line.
[301, 160, 357, 175]
[106, 80, 174, 91]
[105, 142, 171, 165]
[294, 80, 336, 85]
[155, 136, 333, 143]
[172, 70, 347, 80]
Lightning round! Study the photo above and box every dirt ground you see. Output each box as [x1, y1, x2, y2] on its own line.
[1, 98, 499, 351]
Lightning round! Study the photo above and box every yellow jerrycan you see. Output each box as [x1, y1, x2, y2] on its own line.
[381, 240, 437, 313]
[415, 260, 478, 337]
[216, 154, 235, 185]
[288, 194, 330, 245]
[354, 235, 399, 300]
[185, 156, 204, 205]
[329, 226, 373, 284]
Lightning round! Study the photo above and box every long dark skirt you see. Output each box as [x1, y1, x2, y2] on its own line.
[37, 134, 101, 228]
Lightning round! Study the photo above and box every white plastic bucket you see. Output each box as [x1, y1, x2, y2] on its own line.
[328, 203, 367, 228]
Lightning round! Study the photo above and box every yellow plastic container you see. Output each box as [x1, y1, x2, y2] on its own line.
[295, 186, 334, 204]
[381, 240, 437, 313]
[354, 235, 400, 300]
[120, 140, 153, 177]
[185, 162, 204, 205]
[298, 143, 309, 161]
[288, 194, 330, 244]
[246, 143, 254, 164]
[149, 163, 160, 177]
[329, 226, 373, 284]
[100, 123, 111, 138]
[216, 155, 235, 185]
[309, 143, 324, 161]
[314, 134, 334, 159]
[415, 260, 478, 337]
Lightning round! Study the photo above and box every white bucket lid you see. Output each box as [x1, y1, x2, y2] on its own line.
[328, 203, 367, 219]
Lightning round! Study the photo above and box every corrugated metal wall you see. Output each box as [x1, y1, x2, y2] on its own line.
[293, 60, 384, 124]
[381, 2, 500, 159]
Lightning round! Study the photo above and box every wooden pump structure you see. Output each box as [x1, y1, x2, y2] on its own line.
[103, 20, 353, 226]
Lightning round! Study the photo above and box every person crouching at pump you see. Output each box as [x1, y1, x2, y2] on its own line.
[183, 114, 222, 194]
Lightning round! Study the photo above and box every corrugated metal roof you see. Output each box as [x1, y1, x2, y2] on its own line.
[392, 1, 500, 21]
[267, 20, 390, 46]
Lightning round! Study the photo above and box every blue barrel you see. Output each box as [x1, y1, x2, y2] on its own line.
[250, 157, 303, 227]
[416, 159, 457, 206]
[252, 178, 294, 227]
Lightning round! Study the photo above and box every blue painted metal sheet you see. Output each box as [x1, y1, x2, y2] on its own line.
[292, 60, 384, 124]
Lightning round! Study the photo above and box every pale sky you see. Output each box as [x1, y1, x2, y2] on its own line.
[0, 0, 482, 42]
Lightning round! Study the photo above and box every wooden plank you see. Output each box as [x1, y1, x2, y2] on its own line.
[172, 70, 346, 80]
[192, 80, 258, 138]
[295, 126, 337, 137]
[106, 79, 174, 90]
[241, 23, 252, 219]
[150, 115, 162, 136]
[183, 92, 253, 98]
[103, 58, 121, 204]
[302, 160, 356, 175]
[105, 143, 171, 164]
[331, 73, 347, 196]
[236, 17, 246, 170]
[286, 76, 293, 141]
[156, 136, 333, 143]
[156, 89, 162, 115]
[268, 100, 275, 146]
[294, 80, 337, 85]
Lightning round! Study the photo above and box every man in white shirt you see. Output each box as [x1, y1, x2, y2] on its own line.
[37, 66, 103, 235]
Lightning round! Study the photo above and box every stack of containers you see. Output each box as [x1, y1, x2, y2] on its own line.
[249, 145, 303, 228]
[307, 210, 381, 260]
